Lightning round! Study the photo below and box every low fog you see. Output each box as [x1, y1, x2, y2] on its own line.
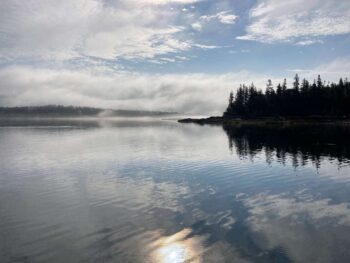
[0, 61, 348, 115]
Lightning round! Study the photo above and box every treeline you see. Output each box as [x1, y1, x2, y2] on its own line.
[224, 75, 350, 118]
[0, 105, 176, 117]
[0, 105, 101, 116]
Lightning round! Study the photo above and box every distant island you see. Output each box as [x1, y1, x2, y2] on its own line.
[179, 75, 350, 125]
[0, 105, 177, 118]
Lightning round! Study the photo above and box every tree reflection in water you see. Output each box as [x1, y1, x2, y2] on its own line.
[223, 123, 350, 169]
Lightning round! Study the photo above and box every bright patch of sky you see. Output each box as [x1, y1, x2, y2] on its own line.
[0, 0, 349, 113]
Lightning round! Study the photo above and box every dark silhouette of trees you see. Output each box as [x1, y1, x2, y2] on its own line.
[224, 75, 350, 118]
[223, 123, 350, 169]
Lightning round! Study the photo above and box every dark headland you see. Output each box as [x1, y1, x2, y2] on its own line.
[179, 75, 350, 126]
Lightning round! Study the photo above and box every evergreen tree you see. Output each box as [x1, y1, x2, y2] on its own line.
[266, 79, 274, 95]
[317, 75, 323, 89]
[293, 74, 300, 93]
[282, 79, 287, 93]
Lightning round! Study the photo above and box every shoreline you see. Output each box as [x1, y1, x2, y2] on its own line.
[178, 116, 350, 126]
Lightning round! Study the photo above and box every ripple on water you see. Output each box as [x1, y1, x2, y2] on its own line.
[1, 123, 350, 262]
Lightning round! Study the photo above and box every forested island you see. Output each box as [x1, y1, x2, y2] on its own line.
[0, 105, 176, 118]
[179, 75, 350, 125]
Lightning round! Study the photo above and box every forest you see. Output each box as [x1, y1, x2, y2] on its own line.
[0, 105, 176, 117]
[224, 75, 350, 118]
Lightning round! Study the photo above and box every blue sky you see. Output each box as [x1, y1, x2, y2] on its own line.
[0, 0, 349, 114]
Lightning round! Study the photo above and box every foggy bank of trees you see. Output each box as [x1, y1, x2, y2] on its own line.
[0, 105, 176, 117]
[224, 75, 350, 118]
[0, 105, 101, 117]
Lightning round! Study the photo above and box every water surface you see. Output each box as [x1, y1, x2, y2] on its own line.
[1, 119, 350, 263]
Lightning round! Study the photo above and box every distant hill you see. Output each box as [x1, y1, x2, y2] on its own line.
[0, 105, 177, 117]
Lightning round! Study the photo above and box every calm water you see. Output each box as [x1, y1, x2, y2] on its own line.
[1, 119, 350, 263]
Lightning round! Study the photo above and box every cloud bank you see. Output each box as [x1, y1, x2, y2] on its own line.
[1, 58, 348, 114]
[0, 65, 273, 114]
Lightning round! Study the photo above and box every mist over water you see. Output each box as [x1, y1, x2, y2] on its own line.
[1, 119, 350, 263]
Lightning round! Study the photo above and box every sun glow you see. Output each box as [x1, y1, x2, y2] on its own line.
[157, 243, 186, 263]
[149, 228, 204, 263]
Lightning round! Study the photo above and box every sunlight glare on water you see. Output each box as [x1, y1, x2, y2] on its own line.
[150, 229, 203, 263]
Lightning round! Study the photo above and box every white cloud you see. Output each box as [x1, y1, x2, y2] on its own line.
[216, 11, 237, 24]
[175, 56, 189, 61]
[0, 0, 198, 61]
[200, 11, 237, 25]
[289, 57, 350, 82]
[192, 44, 220, 49]
[191, 22, 203, 31]
[295, 39, 324, 46]
[190, 10, 237, 32]
[238, 0, 350, 44]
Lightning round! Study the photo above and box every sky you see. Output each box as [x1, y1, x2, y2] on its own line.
[0, 0, 350, 114]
